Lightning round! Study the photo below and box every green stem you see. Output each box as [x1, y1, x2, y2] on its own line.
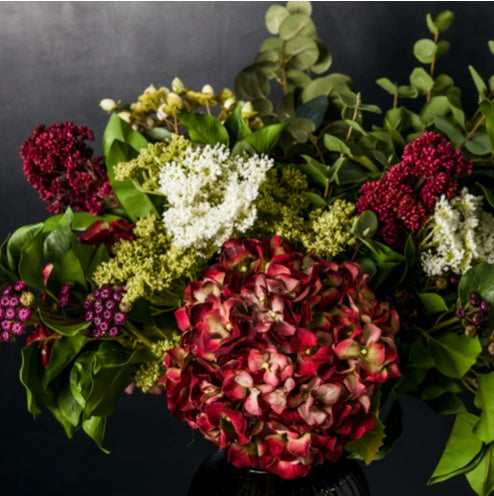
[124, 321, 154, 348]
[459, 114, 487, 149]
[426, 29, 439, 104]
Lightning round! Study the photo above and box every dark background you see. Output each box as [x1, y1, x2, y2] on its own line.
[0, 2, 493, 495]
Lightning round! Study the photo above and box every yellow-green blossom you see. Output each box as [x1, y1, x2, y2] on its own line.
[134, 338, 180, 393]
[93, 215, 210, 305]
[114, 134, 189, 194]
[301, 199, 357, 259]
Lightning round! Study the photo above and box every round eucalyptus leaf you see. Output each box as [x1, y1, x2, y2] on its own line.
[255, 49, 280, 64]
[260, 37, 283, 53]
[434, 10, 455, 32]
[251, 97, 273, 115]
[279, 13, 316, 41]
[436, 40, 450, 57]
[410, 67, 435, 94]
[286, 69, 312, 89]
[413, 39, 437, 64]
[301, 76, 332, 103]
[285, 35, 319, 70]
[426, 13, 436, 35]
[311, 38, 333, 74]
[420, 95, 450, 124]
[287, 117, 316, 143]
[265, 4, 290, 35]
[352, 210, 378, 239]
[376, 77, 398, 95]
[397, 85, 419, 98]
[286, 1, 312, 16]
[433, 74, 455, 93]
[489, 40, 494, 56]
[465, 133, 492, 156]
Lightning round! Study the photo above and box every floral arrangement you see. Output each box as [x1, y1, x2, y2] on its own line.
[2, 2, 494, 494]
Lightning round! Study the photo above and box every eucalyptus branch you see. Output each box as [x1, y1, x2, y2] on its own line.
[309, 134, 326, 164]
[426, 29, 440, 103]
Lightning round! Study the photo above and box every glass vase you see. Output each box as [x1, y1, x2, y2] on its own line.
[188, 451, 371, 496]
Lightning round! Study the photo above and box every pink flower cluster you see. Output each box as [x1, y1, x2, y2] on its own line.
[163, 237, 400, 479]
[20, 122, 117, 215]
[356, 132, 472, 250]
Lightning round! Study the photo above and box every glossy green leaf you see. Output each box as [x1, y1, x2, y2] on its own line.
[43, 208, 76, 263]
[37, 308, 91, 337]
[6, 223, 43, 273]
[474, 372, 494, 443]
[298, 156, 329, 187]
[429, 413, 483, 485]
[436, 40, 450, 57]
[42, 335, 90, 389]
[279, 13, 316, 40]
[48, 248, 87, 291]
[466, 443, 494, 496]
[304, 192, 327, 208]
[83, 416, 109, 454]
[285, 35, 318, 70]
[19, 229, 44, 290]
[413, 39, 437, 64]
[374, 398, 404, 460]
[241, 124, 285, 153]
[480, 100, 494, 151]
[20, 344, 43, 416]
[57, 382, 83, 427]
[426, 393, 467, 415]
[224, 105, 252, 145]
[428, 334, 482, 379]
[418, 292, 449, 314]
[265, 4, 289, 35]
[178, 112, 229, 146]
[466, 133, 492, 156]
[352, 210, 378, 239]
[459, 263, 494, 309]
[410, 67, 434, 94]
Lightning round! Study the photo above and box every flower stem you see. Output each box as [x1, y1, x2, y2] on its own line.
[124, 321, 154, 348]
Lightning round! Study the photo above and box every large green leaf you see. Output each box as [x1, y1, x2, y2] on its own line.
[429, 413, 483, 485]
[43, 208, 76, 263]
[418, 293, 449, 314]
[18, 228, 44, 290]
[178, 112, 229, 146]
[224, 105, 252, 145]
[83, 416, 110, 454]
[474, 372, 494, 444]
[102, 113, 148, 158]
[6, 223, 43, 274]
[240, 124, 286, 153]
[428, 334, 481, 379]
[466, 443, 494, 496]
[459, 264, 494, 310]
[295, 96, 328, 128]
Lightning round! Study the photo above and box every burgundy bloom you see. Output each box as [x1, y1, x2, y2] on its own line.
[20, 122, 119, 215]
[79, 219, 135, 251]
[163, 237, 400, 479]
[356, 132, 471, 250]
[26, 324, 59, 368]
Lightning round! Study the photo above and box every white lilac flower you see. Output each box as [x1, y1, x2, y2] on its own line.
[419, 188, 494, 276]
[159, 143, 273, 255]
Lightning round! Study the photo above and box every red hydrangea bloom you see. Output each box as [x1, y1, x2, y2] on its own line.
[356, 132, 471, 250]
[20, 122, 118, 215]
[79, 219, 135, 250]
[163, 236, 400, 479]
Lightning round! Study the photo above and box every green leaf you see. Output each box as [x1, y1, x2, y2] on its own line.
[418, 292, 449, 314]
[426, 13, 436, 35]
[426, 393, 467, 415]
[419, 371, 462, 401]
[295, 96, 328, 128]
[311, 38, 332, 74]
[489, 41, 494, 56]
[285, 35, 318, 70]
[42, 335, 90, 389]
[324, 134, 352, 156]
[303, 192, 327, 208]
[436, 40, 450, 57]
[376, 78, 397, 95]
[459, 263, 494, 310]
[466, 443, 494, 496]
[83, 416, 109, 454]
[286, 117, 316, 143]
[421, 96, 451, 125]
[477, 182, 494, 209]
[352, 210, 378, 239]
[104, 140, 157, 222]
[434, 115, 464, 145]
[429, 413, 483, 485]
[298, 156, 329, 187]
[57, 382, 84, 427]
[469, 66, 488, 103]
[241, 123, 285, 153]
[102, 113, 148, 159]
[279, 13, 316, 41]
[178, 112, 229, 147]
[480, 100, 494, 152]
[48, 248, 87, 291]
[20, 344, 43, 416]
[428, 334, 482, 379]
[301, 76, 333, 103]
[474, 372, 494, 444]
[410, 67, 435, 94]
[374, 398, 404, 460]
[413, 39, 437, 64]
[38, 309, 91, 337]
[346, 415, 385, 464]
[6, 223, 43, 273]
[286, 1, 312, 16]
[466, 133, 492, 156]
[224, 105, 252, 145]
[19, 228, 44, 290]
[43, 208, 76, 263]
[434, 11, 455, 32]
[265, 4, 289, 35]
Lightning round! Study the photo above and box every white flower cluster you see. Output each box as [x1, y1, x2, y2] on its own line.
[420, 188, 494, 276]
[159, 143, 273, 254]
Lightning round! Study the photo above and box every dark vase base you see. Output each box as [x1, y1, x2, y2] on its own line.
[188, 451, 371, 496]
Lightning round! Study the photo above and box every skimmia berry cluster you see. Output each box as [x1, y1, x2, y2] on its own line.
[357, 133, 472, 250]
[0, 281, 32, 342]
[20, 122, 118, 215]
[83, 285, 127, 338]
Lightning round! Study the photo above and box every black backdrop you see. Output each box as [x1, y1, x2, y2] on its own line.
[0, 2, 493, 495]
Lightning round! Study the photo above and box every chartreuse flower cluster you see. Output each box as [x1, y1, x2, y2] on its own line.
[93, 215, 208, 305]
[420, 189, 494, 277]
